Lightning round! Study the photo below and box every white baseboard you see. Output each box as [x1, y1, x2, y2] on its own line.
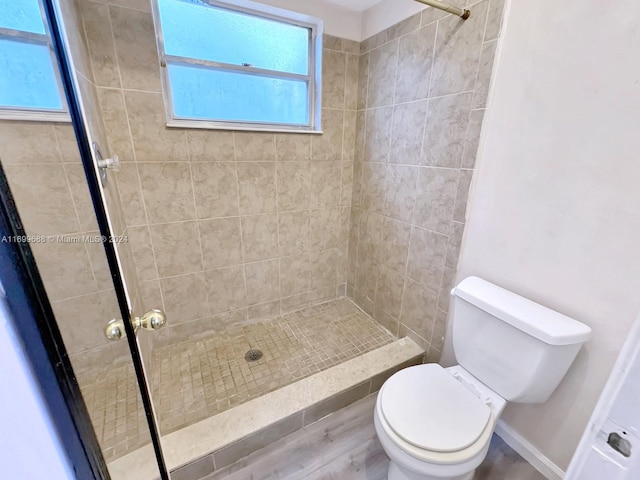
[495, 420, 565, 480]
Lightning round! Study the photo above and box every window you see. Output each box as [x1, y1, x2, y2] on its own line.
[0, 0, 68, 121]
[153, 0, 323, 132]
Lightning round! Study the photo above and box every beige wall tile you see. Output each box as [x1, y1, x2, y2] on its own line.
[445, 221, 465, 269]
[52, 290, 121, 354]
[96, 88, 134, 161]
[309, 163, 341, 208]
[367, 40, 398, 108]
[472, 40, 499, 109]
[309, 249, 338, 292]
[64, 163, 100, 232]
[275, 134, 310, 162]
[110, 6, 161, 92]
[384, 164, 418, 223]
[413, 167, 458, 234]
[342, 110, 357, 162]
[78, 1, 120, 88]
[115, 163, 147, 226]
[375, 265, 405, 319]
[199, 217, 242, 270]
[356, 53, 369, 110]
[241, 214, 279, 262]
[124, 91, 187, 162]
[358, 211, 383, 261]
[453, 169, 473, 222]
[345, 54, 360, 110]
[6, 164, 80, 235]
[312, 109, 344, 161]
[205, 266, 247, 315]
[485, 0, 506, 41]
[160, 272, 209, 324]
[379, 217, 411, 274]
[149, 221, 202, 277]
[53, 125, 82, 163]
[234, 133, 275, 162]
[364, 106, 392, 163]
[323, 49, 346, 109]
[245, 259, 280, 305]
[187, 131, 235, 162]
[139, 163, 196, 223]
[462, 109, 485, 168]
[237, 162, 277, 214]
[389, 101, 428, 165]
[360, 162, 387, 214]
[0, 122, 60, 164]
[278, 211, 309, 256]
[386, 12, 421, 41]
[127, 225, 158, 281]
[422, 93, 472, 168]
[394, 24, 437, 103]
[322, 35, 343, 51]
[85, 239, 114, 288]
[406, 226, 448, 286]
[309, 208, 340, 252]
[248, 300, 281, 321]
[280, 254, 310, 297]
[430, 1, 489, 97]
[276, 162, 310, 211]
[30, 240, 97, 301]
[191, 162, 239, 219]
[437, 267, 456, 313]
[400, 278, 439, 339]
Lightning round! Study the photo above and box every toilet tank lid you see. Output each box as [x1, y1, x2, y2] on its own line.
[452, 277, 592, 346]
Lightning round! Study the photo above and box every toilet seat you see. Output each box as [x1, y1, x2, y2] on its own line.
[380, 364, 491, 453]
[375, 364, 501, 466]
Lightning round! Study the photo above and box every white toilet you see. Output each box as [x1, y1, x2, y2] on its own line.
[374, 276, 592, 480]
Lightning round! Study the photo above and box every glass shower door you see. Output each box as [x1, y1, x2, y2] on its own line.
[48, 0, 172, 477]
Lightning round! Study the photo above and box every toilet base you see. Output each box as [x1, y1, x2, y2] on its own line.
[388, 460, 474, 480]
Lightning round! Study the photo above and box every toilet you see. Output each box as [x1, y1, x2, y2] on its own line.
[374, 276, 592, 480]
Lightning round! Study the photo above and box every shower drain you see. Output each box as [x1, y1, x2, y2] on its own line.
[244, 348, 264, 362]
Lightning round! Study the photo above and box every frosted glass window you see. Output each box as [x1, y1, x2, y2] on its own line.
[0, 40, 63, 110]
[0, 0, 46, 34]
[0, 0, 67, 119]
[168, 65, 308, 124]
[158, 0, 309, 75]
[153, 0, 322, 131]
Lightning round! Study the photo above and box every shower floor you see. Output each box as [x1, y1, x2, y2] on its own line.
[79, 298, 396, 462]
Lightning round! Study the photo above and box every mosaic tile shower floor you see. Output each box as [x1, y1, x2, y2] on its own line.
[80, 299, 395, 461]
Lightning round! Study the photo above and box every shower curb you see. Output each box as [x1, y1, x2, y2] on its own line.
[108, 338, 424, 480]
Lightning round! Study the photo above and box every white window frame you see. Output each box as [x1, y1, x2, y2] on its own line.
[0, 0, 69, 122]
[152, 0, 323, 133]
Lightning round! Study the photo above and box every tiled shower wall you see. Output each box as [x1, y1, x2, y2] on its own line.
[347, 0, 505, 359]
[76, 0, 359, 344]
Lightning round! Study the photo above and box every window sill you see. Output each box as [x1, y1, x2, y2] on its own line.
[0, 110, 71, 123]
[165, 119, 323, 135]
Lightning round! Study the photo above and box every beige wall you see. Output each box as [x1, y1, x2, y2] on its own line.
[75, 0, 358, 345]
[348, 0, 505, 359]
[454, 0, 640, 471]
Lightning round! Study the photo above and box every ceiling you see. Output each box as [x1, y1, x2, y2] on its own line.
[322, 0, 384, 12]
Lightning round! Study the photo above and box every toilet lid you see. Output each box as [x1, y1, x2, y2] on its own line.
[380, 364, 491, 453]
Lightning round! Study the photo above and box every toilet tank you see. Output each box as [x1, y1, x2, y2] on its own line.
[451, 277, 592, 403]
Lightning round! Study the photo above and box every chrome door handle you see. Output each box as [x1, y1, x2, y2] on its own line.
[134, 309, 167, 331]
[104, 309, 167, 340]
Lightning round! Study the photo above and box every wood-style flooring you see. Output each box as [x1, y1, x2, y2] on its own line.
[203, 394, 546, 480]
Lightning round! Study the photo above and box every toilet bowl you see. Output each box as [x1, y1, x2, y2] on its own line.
[374, 277, 592, 480]
[374, 364, 506, 480]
